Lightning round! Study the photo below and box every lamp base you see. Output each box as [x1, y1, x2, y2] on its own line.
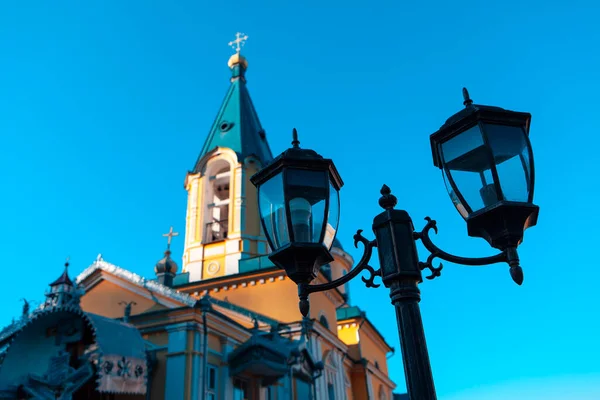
[467, 201, 539, 250]
[268, 243, 334, 285]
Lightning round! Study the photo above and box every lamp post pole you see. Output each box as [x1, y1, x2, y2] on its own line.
[390, 279, 435, 399]
[251, 89, 538, 400]
[386, 241, 435, 395]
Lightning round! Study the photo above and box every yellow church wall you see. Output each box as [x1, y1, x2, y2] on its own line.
[357, 325, 390, 376]
[309, 292, 338, 333]
[329, 258, 349, 281]
[209, 278, 303, 322]
[320, 338, 334, 358]
[80, 279, 166, 319]
[203, 275, 341, 327]
[372, 377, 394, 400]
[208, 333, 222, 355]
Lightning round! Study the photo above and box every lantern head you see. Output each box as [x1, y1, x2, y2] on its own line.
[250, 129, 343, 285]
[430, 88, 538, 250]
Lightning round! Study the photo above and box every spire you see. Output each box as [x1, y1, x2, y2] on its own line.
[193, 33, 273, 170]
[44, 258, 82, 308]
[155, 227, 179, 287]
[49, 258, 74, 287]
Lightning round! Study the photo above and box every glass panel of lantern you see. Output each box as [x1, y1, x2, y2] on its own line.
[482, 123, 532, 203]
[284, 168, 329, 245]
[440, 124, 499, 218]
[323, 181, 340, 250]
[258, 172, 290, 250]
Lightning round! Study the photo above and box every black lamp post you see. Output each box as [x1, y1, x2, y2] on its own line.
[250, 89, 538, 400]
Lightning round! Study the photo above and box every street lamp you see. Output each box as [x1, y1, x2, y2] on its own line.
[250, 89, 538, 400]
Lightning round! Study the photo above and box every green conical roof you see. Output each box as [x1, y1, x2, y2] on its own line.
[193, 54, 273, 171]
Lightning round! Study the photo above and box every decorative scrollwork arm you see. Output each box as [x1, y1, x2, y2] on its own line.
[297, 229, 379, 317]
[305, 229, 380, 295]
[414, 217, 510, 280]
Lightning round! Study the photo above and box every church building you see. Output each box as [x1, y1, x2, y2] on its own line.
[0, 36, 397, 400]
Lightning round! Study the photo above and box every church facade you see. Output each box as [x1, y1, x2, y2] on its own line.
[0, 40, 397, 400]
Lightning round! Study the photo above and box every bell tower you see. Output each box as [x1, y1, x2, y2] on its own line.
[182, 34, 273, 282]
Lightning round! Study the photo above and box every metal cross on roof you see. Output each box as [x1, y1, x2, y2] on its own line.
[228, 32, 248, 54]
[162, 227, 179, 249]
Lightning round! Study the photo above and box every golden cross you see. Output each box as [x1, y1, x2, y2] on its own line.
[228, 32, 248, 54]
[162, 227, 179, 249]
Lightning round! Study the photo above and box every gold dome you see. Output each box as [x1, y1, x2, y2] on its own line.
[228, 53, 248, 69]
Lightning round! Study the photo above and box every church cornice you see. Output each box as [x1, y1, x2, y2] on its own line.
[129, 306, 251, 344]
[175, 266, 283, 293]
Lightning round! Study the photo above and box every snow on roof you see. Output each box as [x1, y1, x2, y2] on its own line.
[75, 255, 196, 307]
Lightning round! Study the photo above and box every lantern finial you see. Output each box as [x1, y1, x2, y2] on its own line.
[291, 128, 300, 148]
[379, 184, 398, 210]
[462, 87, 473, 107]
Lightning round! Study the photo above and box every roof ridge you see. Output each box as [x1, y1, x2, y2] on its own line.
[77, 258, 282, 328]
[76, 259, 196, 307]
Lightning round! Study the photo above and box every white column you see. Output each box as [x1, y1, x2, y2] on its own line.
[311, 337, 323, 400]
[233, 165, 245, 234]
[334, 351, 344, 400]
[365, 365, 375, 399]
[316, 340, 327, 400]
[220, 337, 236, 400]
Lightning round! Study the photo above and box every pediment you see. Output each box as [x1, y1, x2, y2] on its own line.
[76, 261, 192, 320]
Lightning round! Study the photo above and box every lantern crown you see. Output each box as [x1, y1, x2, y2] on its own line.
[431, 88, 532, 169]
[250, 128, 343, 190]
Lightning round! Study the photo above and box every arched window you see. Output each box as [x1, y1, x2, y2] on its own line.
[319, 314, 329, 330]
[203, 159, 231, 243]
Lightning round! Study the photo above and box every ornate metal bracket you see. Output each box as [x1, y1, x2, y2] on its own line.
[297, 229, 379, 316]
[414, 217, 521, 282]
[296, 215, 523, 316]
[307, 230, 379, 293]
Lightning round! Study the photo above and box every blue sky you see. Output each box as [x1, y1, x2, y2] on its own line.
[0, 1, 599, 398]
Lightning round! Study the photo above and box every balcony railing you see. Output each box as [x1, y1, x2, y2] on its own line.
[205, 220, 228, 243]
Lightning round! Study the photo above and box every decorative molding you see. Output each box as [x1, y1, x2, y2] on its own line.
[206, 261, 221, 276]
